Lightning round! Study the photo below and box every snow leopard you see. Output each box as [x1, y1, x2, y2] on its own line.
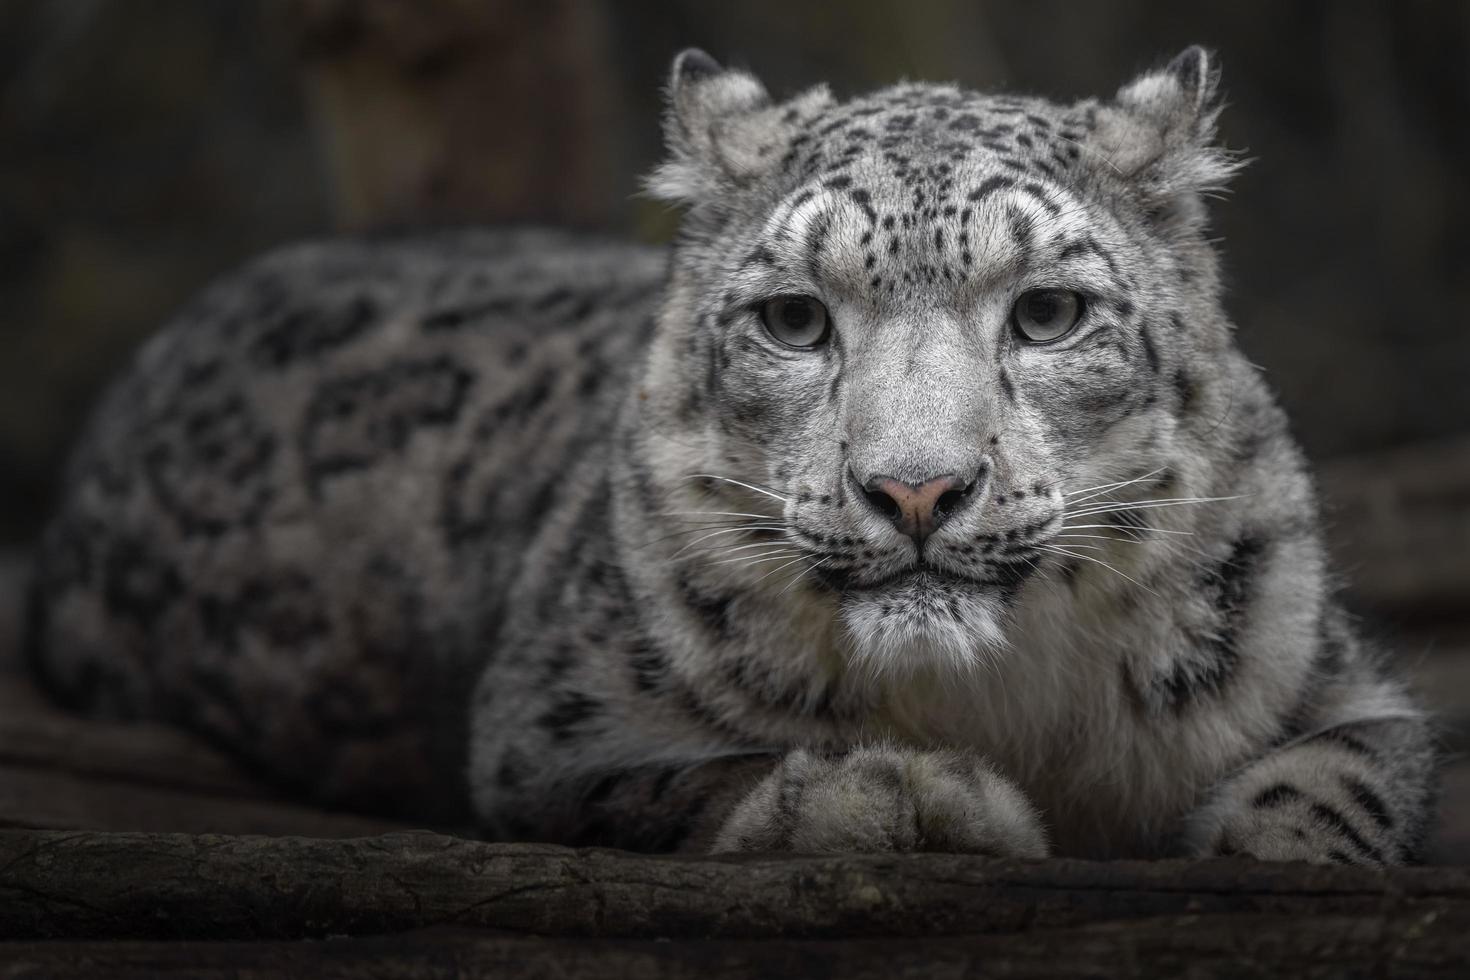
[28, 46, 1437, 862]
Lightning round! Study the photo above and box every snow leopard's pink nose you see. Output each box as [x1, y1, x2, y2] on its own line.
[860, 473, 973, 546]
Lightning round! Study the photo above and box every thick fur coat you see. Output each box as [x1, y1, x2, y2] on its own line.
[30, 48, 1435, 862]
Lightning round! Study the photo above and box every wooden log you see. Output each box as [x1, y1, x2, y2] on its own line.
[2, 830, 1469, 945]
[0, 917, 1465, 980]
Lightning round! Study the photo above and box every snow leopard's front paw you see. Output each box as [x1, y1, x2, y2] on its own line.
[1186, 744, 1404, 866]
[1190, 792, 1393, 866]
[711, 746, 1049, 856]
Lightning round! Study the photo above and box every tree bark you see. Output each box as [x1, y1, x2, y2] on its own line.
[0, 918, 1463, 980]
[2, 830, 1468, 978]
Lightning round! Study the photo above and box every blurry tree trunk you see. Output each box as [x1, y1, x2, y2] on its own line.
[276, 0, 626, 230]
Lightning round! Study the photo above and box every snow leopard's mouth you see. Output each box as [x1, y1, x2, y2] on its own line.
[818, 560, 1033, 599]
[856, 567, 981, 593]
[832, 565, 1018, 668]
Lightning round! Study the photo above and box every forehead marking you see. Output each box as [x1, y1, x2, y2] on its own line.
[766, 188, 841, 250]
[740, 158, 1104, 298]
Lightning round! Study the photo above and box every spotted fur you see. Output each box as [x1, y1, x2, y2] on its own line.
[29, 48, 1436, 860]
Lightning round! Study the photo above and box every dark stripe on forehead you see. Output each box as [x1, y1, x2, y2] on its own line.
[787, 189, 815, 211]
[1056, 236, 1120, 275]
[1007, 208, 1036, 256]
[740, 246, 776, 270]
[804, 210, 834, 280]
[968, 175, 1015, 202]
[1020, 182, 1063, 217]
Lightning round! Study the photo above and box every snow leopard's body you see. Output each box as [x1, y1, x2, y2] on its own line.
[29, 49, 1436, 861]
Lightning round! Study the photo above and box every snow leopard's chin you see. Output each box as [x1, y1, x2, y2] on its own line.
[838, 570, 1012, 678]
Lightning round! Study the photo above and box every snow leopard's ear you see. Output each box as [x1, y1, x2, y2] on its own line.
[1090, 46, 1242, 232]
[646, 48, 834, 205]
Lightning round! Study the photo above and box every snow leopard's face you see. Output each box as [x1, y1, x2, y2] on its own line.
[648, 49, 1236, 673]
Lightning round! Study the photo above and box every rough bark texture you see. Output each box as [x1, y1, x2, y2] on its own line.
[0, 922, 1462, 980]
[1, 831, 1468, 976]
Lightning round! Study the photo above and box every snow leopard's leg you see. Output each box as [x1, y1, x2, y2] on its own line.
[473, 740, 1049, 857]
[470, 627, 1052, 855]
[1186, 636, 1437, 865]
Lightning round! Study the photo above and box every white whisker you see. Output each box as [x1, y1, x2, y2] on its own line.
[1060, 523, 1194, 536]
[754, 553, 820, 588]
[1037, 544, 1157, 596]
[701, 539, 798, 557]
[687, 474, 792, 504]
[690, 545, 799, 567]
[1067, 494, 1246, 518]
[778, 556, 832, 595]
[707, 550, 803, 568]
[1064, 467, 1169, 503]
[639, 523, 785, 550]
[671, 525, 786, 558]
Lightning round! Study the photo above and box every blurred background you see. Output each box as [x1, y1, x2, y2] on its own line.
[0, 1, 1467, 857]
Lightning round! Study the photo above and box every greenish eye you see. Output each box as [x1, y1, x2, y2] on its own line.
[760, 295, 831, 348]
[1012, 288, 1084, 343]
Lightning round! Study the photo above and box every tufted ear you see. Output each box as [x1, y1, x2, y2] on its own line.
[1090, 46, 1241, 232]
[646, 48, 834, 205]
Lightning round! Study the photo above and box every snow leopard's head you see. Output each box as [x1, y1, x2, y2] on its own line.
[640, 48, 1243, 676]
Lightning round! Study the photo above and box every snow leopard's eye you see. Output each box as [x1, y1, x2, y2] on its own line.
[760, 295, 830, 348]
[1012, 288, 1084, 343]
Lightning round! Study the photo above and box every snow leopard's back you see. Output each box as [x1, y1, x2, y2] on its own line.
[28, 228, 662, 818]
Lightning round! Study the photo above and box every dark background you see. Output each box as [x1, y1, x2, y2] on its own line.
[3, 1, 1469, 541]
[0, 1, 1467, 855]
